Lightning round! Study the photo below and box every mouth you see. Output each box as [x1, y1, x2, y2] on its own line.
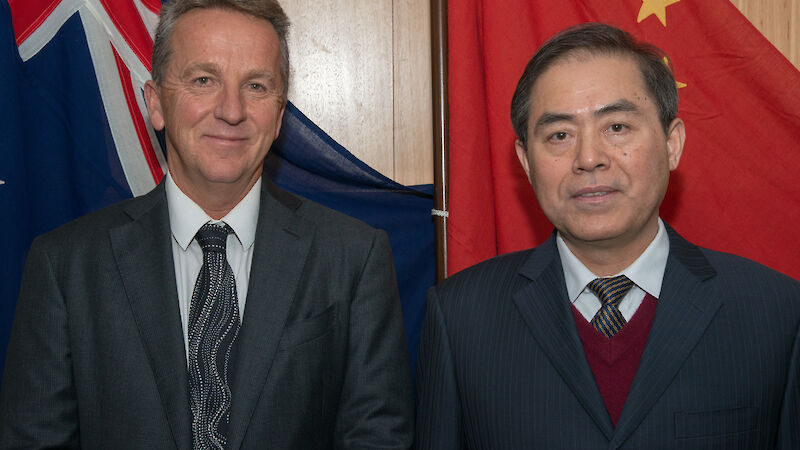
[204, 134, 249, 147]
[572, 186, 618, 202]
[206, 134, 247, 141]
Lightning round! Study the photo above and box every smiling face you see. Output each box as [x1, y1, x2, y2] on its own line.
[145, 7, 285, 209]
[515, 53, 684, 262]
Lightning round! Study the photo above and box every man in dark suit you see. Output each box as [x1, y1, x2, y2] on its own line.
[415, 23, 799, 449]
[0, 1, 413, 449]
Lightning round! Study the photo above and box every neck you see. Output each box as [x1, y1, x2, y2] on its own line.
[170, 171, 259, 220]
[561, 221, 659, 277]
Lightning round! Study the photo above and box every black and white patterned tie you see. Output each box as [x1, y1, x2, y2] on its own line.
[188, 223, 240, 450]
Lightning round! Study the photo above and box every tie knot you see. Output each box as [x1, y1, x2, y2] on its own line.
[195, 223, 232, 253]
[587, 275, 634, 307]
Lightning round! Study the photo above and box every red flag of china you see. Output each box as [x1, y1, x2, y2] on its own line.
[447, 0, 800, 280]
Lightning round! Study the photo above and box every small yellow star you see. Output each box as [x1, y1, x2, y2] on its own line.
[662, 56, 687, 89]
[638, 0, 681, 27]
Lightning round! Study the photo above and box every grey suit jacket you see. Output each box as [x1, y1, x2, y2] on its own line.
[416, 226, 800, 449]
[0, 178, 413, 449]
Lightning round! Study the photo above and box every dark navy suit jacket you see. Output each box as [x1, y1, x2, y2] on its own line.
[416, 225, 800, 449]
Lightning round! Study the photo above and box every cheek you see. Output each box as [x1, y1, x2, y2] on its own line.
[171, 94, 214, 123]
[622, 153, 669, 197]
[530, 158, 568, 194]
[254, 103, 283, 126]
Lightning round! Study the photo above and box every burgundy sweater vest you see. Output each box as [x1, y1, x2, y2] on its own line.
[572, 294, 658, 425]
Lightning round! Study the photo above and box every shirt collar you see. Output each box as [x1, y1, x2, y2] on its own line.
[166, 172, 261, 250]
[557, 218, 669, 302]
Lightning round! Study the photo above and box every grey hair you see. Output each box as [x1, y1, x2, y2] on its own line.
[151, 0, 290, 101]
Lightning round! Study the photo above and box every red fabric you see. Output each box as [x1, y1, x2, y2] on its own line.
[9, 0, 59, 44]
[573, 294, 658, 425]
[447, 0, 800, 280]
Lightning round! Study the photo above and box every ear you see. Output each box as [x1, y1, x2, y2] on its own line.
[665, 118, 685, 171]
[144, 80, 166, 131]
[273, 102, 286, 141]
[515, 139, 533, 180]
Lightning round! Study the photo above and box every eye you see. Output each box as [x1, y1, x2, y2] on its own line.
[608, 123, 627, 133]
[194, 76, 210, 85]
[549, 131, 569, 142]
[248, 83, 265, 91]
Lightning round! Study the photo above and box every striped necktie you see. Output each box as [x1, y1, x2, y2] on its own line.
[587, 275, 634, 338]
[188, 223, 241, 450]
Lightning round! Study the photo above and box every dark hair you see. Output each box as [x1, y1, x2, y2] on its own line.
[510, 23, 678, 148]
[151, 0, 290, 101]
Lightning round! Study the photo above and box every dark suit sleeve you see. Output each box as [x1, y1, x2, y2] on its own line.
[0, 239, 80, 449]
[778, 322, 800, 448]
[334, 230, 414, 449]
[415, 286, 463, 449]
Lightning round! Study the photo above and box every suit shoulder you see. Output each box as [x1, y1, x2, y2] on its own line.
[265, 183, 391, 269]
[683, 245, 800, 327]
[31, 195, 142, 250]
[699, 247, 800, 291]
[274, 186, 384, 244]
[692, 247, 800, 340]
[433, 248, 535, 304]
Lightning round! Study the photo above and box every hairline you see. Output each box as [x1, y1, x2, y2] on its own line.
[526, 53, 653, 133]
[511, 25, 679, 150]
[151, 2, 290, 102]
[523, 49, 665, 142]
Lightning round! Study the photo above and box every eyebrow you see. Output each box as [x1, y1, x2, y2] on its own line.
[533, 112, 574, 131]
[181, 63, 219, 78]
[247, 70, 278, 84]
[595, 99, 640, 116]
[532, 99, 641, 133]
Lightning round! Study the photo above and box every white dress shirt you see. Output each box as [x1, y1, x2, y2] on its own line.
[557, 218, 670, 323]
[165, 172, 260, 359]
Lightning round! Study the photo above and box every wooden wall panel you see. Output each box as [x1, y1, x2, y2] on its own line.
[393, 0, 433, 186]
[281, 1, 395, 179]
[732, 0, 800, 69]
[281, 0, 432, 186]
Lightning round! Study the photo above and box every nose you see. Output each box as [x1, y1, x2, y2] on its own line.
[572, 131, 610, 173]
[214, 84, 246, 125]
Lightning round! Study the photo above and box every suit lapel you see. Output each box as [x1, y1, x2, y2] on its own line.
[226, 180, 314, 450]
[512, 236, 615, 439]
[611, 226, 720, 448]
[109, 183, 192, 450]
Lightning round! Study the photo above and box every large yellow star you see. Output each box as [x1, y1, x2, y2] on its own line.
[637, 0, 681, 27]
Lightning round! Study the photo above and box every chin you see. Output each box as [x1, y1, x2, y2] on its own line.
[562, 223, 629, 245]
[199, 170, 248, 185]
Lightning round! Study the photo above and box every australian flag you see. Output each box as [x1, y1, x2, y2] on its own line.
[0, 0, 433, 378]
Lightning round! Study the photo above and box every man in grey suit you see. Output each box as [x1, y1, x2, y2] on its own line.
[416, 23, 799, 449]
[0, 1, 413, 449]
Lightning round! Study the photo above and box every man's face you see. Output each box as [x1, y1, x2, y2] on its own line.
[145, 7, 285, 197]
[515, 54, 684, 254]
